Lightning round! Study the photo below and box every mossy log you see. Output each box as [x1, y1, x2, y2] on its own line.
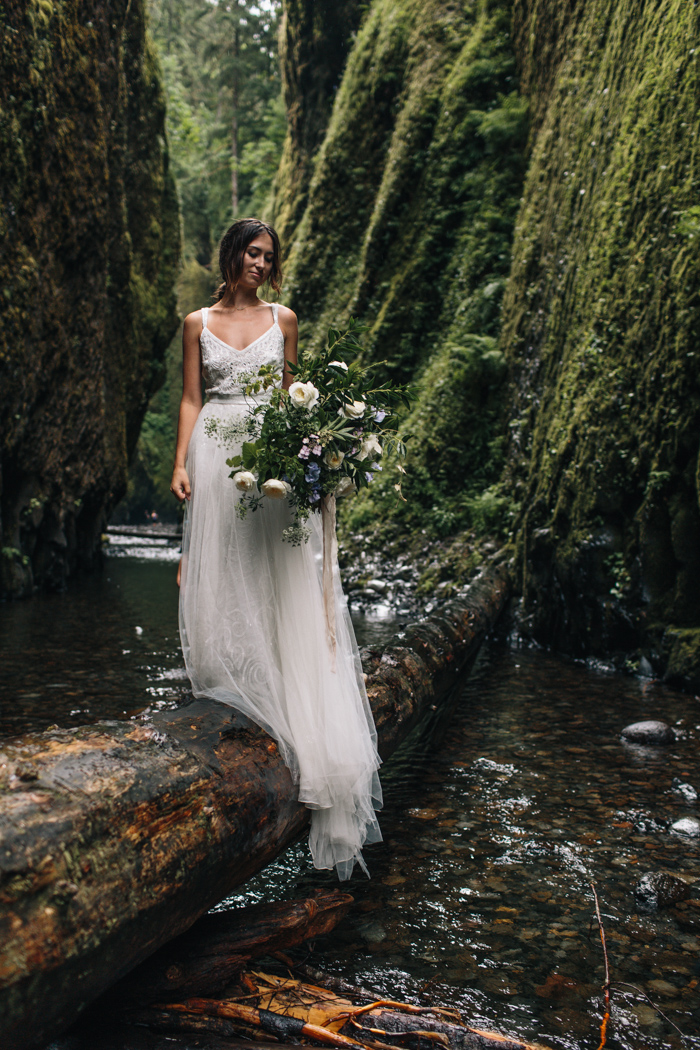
[0, 567, 509, 1050]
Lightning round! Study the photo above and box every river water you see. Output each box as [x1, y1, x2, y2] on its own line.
[2, 547, 699, 1049]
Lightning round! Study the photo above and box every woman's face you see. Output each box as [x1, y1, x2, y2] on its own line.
[240, 232, 274, 288]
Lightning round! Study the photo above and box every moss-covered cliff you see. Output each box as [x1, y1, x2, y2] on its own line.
[272, 0, 364, 246]
[0, 0, 180, 596]
[503, 0, 700, 674]
[280, 0, 527, 540]
[276, 0, 700, 681]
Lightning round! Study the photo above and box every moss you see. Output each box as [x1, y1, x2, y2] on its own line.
[664, 627, 700, 691]
[501, 0, 700, 657]
[272, 0, 364, 246]
[276, 0, 526, 543]
[0, 0, 180, 595]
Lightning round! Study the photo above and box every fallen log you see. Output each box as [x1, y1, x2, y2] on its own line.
[0, 567, 510, 1050]
[109, 891, 353, 1004]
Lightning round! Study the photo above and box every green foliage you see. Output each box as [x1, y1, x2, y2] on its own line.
[276, 0, 527, 542]
[216, 321, 414, 535]
[148, 0, 285, 261]
[117, 0, 288, 525]
[503, 0, 700, 645]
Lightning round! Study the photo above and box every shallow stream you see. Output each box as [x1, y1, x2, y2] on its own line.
[2, 548, 699, 1048]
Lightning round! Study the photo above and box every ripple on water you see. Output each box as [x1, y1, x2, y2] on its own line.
[3, 557, 700, 1049]
[218, 644, 700, 1050]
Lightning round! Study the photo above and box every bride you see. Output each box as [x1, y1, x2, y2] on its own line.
[170, 218, 382, 879]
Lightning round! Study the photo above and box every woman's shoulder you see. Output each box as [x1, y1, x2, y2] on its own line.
[274, 303, 297, 330]
[183, 308, 205, 330]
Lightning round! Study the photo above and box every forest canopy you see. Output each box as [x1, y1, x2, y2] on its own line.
[120, 0, 286, 522]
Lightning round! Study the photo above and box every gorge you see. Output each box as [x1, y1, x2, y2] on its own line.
[2, 0, 699, 681]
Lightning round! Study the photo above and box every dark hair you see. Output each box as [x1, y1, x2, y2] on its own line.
[214, 218, 282, 302]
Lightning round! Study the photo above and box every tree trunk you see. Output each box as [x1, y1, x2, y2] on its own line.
[231, 27, 239, 215]
[0, 568, 510, 1050]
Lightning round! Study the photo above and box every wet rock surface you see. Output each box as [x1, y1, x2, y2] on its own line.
[671, 817, 700, 838]
[621, 720, 675, 745]
[634, 872, 695, 912]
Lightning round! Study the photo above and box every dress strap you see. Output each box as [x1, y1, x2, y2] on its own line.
[271, 302, 279, 323]
[201, 307, 209, 330]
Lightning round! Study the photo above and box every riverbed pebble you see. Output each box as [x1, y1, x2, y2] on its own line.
[670, 816, 700, 837]
[634, 871, 693, 912]
[621, 719, 675, 745]
[672, 778, 698, 802]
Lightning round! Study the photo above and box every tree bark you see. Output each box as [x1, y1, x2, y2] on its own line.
[231, 26, 239, 215]
[0, 568, 510, 1050]
[109, 891, 353, 1004]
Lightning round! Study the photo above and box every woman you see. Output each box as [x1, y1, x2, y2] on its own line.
[170, 218, 382, 879]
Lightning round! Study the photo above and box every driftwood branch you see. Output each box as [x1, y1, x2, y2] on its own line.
[125, 968, 547, 1050]
[0, 568, 510, 1050]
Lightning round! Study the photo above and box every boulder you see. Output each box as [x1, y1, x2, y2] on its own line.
[634, 872, 694, 912]
[621, 720, 675, 745]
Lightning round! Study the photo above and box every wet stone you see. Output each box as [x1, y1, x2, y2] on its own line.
[670, 816, 700, 837]
[634, 871, 694, 912]
[672, 779, 698, 803]
[357, 921, 387, 945]
[621, 720, 675, 745]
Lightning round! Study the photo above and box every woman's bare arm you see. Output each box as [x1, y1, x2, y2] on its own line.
[170, 311, 203, 502]
[278, 305, 298, 390]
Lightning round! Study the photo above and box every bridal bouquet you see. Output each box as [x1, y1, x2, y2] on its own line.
[222, 320, 414, 544]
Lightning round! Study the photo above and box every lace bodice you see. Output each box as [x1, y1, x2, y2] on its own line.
[200, 303, 285, 396]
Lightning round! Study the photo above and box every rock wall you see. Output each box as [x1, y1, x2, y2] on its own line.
[272, 0, 364, 246]
[503, 0, 700, 675]
[0, 0, 180, 597]
[275, 0, 700, 679]
[278, 0, 527, 541]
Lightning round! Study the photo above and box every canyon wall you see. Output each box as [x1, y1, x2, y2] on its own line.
[0, 0, 180, 597]
[276, 0, 700, 680]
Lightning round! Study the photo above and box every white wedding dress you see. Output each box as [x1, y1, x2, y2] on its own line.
[179, 304, 382, 879]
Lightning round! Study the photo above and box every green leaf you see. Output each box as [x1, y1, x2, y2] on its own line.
[241, 442, 259, 470]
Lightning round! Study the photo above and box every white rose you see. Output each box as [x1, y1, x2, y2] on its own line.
[328, 360, 348, 371]
[324, 449, 345, 470]
[261, 478, 288, 499]
[334, 477, 356, 499]
[233, 470, 256, 492]
[288, 381, 320, 411]
[338, 399, 366, 419]
[356, 434, 383, 462]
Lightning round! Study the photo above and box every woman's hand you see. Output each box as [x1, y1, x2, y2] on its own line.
[171, 466, 191, 502]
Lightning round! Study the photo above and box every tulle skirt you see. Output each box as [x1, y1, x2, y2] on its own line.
[179, 396, 382, 879]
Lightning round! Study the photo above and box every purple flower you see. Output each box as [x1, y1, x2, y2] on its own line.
[311, 444, 322, 455]
[308, 488, 321, 503]
[298, 446, 311, 460]
[305, 462, 321, 483]
[371, 462, 383, 471]
[365, 472, 375, 483]
[374, 409, 387, 423]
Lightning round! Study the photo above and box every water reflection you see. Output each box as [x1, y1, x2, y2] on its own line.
[0, 553, 400, 737]
[217, 645, 700, 1050]
[0, 557, 186, 737]
[3, 555, 700, 1049]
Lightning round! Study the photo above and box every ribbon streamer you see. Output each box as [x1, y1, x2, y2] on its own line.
[321, 494, 338, 673]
